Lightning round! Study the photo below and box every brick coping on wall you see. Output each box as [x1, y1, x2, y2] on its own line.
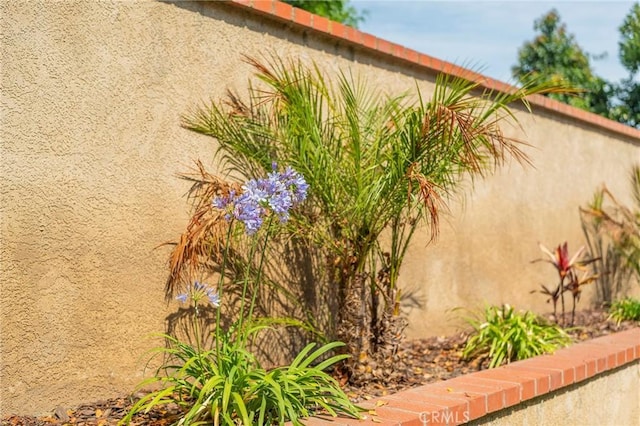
[298, 328, 640, 425]
[225, 0, 640, 142]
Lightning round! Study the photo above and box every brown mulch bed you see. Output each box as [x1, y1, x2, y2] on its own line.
[3, 308, 637, 426]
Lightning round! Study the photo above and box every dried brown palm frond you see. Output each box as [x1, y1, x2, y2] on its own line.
[406, 165, 446, 242]
[164, 206, 226, 298]
[163, 161, 241, 298]
[179, 160, 241, 212]
[428, 94, 532, 179]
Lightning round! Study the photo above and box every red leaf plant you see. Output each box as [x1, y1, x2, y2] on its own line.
[532, 242, 599, 326]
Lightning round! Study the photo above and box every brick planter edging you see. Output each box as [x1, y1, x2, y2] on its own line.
[302, 328, 640, 425]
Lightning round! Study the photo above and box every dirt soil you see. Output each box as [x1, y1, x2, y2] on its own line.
[3, 308, 637, 426]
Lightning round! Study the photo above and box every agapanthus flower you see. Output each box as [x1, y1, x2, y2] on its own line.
[211, 164, 308, 234]
[207, 291, 221, 307]
[212, 190, 236, 221]
[213, 190, 235, 209]
[193, 280, 206, 292]
[267, 179, 293, 222]
[280, 166, 309, 204]
[175, 281, 220, 307]
[241, 179, 269, 204]
[232, 194, 264, 235]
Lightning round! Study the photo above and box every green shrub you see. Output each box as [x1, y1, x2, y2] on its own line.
[608, 297, 640, 325]
[121, 332, 356, 425]
[461, 305, 573, 368]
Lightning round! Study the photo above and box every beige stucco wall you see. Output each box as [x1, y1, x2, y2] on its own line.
[402, 109, 640, 338]
[471, 361, 640, 426]
[1, 0, 639, 415]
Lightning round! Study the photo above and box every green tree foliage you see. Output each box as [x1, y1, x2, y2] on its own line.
[282, 0, 365, 27]
[611, 3, 640, 127]
[611, 79, 640, 128]
[619, 3, 640, 74]
[512, 9, 611, 115]
[513, 5, 640, 128]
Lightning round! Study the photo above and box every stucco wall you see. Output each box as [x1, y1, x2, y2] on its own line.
[402, 109, 640, 338]
[1, 0, 639, 415]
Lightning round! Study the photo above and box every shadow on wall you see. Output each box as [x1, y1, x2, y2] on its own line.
[164, 237, 339, 367]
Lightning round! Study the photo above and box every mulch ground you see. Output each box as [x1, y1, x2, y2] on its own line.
[3, 308, 637, 426]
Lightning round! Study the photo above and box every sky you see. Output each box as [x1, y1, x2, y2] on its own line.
[351, 1, 637, 84]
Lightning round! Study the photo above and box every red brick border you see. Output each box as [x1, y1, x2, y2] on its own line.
[300, 328, 639, 425]
[226, 0, 640, 142]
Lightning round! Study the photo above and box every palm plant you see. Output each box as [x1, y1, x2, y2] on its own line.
[173, 55, 563, 378]
[580, 164, 640, 305]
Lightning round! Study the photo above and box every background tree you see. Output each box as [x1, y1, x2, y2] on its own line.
[513, 5, 640, 129]
[619, 3, 640, 75]
[282, 0, 365, 27]
[611, 3, 640, 127]
[511, 9, 611, 115]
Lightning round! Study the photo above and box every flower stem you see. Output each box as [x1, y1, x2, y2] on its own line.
[247, 216, 274, 329]
[216, 223, 235, 360]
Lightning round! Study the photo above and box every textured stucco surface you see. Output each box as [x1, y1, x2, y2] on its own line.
[472, 361, 640, 426]
[1, 0, 639, 415]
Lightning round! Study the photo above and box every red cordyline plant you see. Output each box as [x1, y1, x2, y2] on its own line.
[533, 242, 599, 326]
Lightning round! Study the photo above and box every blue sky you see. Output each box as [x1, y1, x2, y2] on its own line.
[352, 1, 636, 84]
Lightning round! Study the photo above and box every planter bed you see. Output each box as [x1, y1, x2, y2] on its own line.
[3, 315, 638, 425]
[303, 327, 640, 425]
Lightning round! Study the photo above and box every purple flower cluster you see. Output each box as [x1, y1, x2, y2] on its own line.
[176, 281, 220, 307]
[212, 164, 308, 235]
